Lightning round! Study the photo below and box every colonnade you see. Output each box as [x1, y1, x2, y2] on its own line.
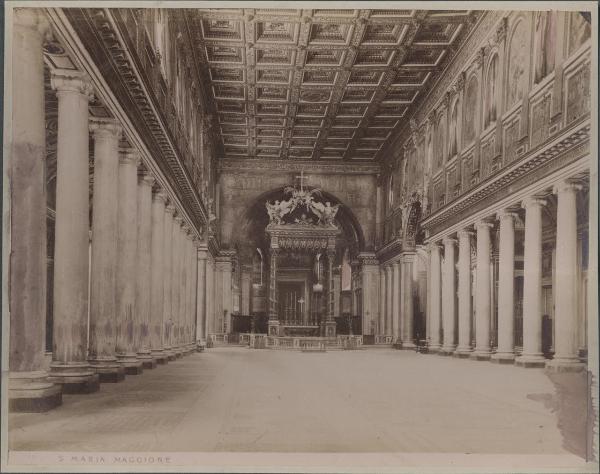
[426, 179, 585, 371]
[8, 9, 205, 411]
[378, 253, 416, 348]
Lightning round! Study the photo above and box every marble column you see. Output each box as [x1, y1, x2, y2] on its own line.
[428, 243, 442, 352]
[163, 204, 176, 360]
[268, 249, 279, 335]
[379, 267, 386, 336]
[197, 248, 208, 346]
[9, 8, 62, 411]
[471, 221, 493, 360]
[492, 211, 517, 363]
[206, 256, 215, 337]
[150, 189, 167, 363]
[324, 250, 337, 337]
[135, 169, 155, 368]
[115, 149, 143, 375]
[441, 237, 457, 355]
[455, 230, 474, 357]
[516, 197, 546, 368]
[172, 216, 184, 356]
[392, 261, 401, 344]
[88, 118, 124, 382]
[48, 69, 99, 393]
[547, 181, 584, 372]
[385, 265, 393, 337]
[401, 253, 416, 349]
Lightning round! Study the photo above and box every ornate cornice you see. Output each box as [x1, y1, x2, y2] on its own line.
[62, 8, 208, 233]
[421, 122, 590, 233]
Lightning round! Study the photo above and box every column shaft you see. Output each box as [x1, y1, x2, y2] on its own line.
[48, 69, 99, 393]
[9, 8, 62, 411]
[197, 250, 207, 344]
[472, 222, 493, 360]
[379, 268, 386, 336]
[492, 211, 517, 363]
[88, 118, 123, 382]
[402, 254, 416, 349]
[547, 182, 584, 371]
[135, 171, 155, 368]
[441, 238, 457, 354]
[163, 205, 175, 359]
[150, 191, 167, 363]
[516, 197, 546, 367]
[429, 244, 442, 351]
[392, 261, 401, 344]
[456, 231, 473, 357]
[386, 265, 393, 336]
[172, 217, 183, 355]
[115, 150, 143, 374]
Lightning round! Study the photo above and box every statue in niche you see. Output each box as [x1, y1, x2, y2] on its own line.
[534, 11, 557, 84]
[449, 99, 459, 156]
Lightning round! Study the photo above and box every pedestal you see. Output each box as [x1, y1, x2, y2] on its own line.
[268, 320, 280, 336]
[324, 320, 337, 338]
[9, 371, 62, 413]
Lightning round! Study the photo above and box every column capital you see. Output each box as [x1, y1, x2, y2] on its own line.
[496, 209, 519, 221]
[89, 117, 122, 140]
[138, 169, 155, 187]
[521, 196, 547, 210]
[427, 241, 442, 252]
[457, 229, 474, 240]
[152, 189, 168, 204]
[173, 215, 184, 226]
[51, 69, 94, 99]
[14, 8, 51, 39]
[165, 204, 177, 215]
[119, 148, 140, 166]
[474, 220, 494, 231]
[442, 236, 457, 247]
[553, 179, 583, 195]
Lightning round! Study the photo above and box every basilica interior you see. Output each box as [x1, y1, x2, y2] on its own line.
[4, 4, 597, 468]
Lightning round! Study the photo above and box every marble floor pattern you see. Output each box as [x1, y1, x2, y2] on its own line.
[8, 347, 588, 456]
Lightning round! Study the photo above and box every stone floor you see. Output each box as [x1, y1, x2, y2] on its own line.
[8, 347, 590, 458]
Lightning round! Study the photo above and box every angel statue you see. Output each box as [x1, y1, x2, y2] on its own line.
[266, 200, 280, 224]
[322, 202, 340, 226]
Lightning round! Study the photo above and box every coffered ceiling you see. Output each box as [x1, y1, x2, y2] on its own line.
[187, 9, 479, 162]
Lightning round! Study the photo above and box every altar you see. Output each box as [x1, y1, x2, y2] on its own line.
[264, 181, 341, 338]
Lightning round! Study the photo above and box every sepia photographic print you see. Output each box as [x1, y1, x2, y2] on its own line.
[1, 1, 598, 472]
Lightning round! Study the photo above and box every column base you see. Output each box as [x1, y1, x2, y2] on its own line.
[453, 348, 473, 358]
[470, 350, 492, 361]
[138, 351, 157, 369]
[515, 354, 546, 368]
[392, 341, 403, 350]
[151, 350, 168, 364]
[427, 343, 442, 354]
[89, 359, 126, 383]
[439, 346, 455, 356]
[401, 341, 417, 350]
[545, 358, 585, 373]
[164, 348, 177, 361]
[48, 363, 100, 394]
[117, 354, 144, 375]
[490, 352, 515, 364]
[9, 371, 63, 413]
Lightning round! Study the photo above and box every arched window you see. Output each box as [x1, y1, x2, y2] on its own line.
[484, 54, 499, 127]
[506, 19, 529, 109]
[534, 12, 557, 84]
[463, 76, 478, 145]
[448, 98, 460, 157]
